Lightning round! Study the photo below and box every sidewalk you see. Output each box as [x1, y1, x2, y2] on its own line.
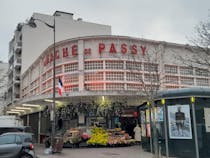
[35, 144, 154, 158]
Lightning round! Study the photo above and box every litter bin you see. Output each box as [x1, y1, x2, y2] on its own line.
[52, 136, 63, 153]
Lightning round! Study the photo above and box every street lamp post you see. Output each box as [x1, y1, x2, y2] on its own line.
[29, 16, 56, 153]
[161, 99, 169, 158]
[190, 96, 199, 158]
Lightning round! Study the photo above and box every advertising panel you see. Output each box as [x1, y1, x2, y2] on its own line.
[168, 105, 192, 139]
[204, 108, 210, 132]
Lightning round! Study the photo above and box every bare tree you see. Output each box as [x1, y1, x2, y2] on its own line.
[124, 44, 165, 158]
[180, 16, 210, 68]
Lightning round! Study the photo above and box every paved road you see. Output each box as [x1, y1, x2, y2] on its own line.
[35, 144, 153, 158]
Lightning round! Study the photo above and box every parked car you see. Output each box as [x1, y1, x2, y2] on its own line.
[0, 126, 33, 135]
[0, 132, 36, 158]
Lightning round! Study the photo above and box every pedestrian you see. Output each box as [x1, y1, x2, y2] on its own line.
[133, 124, 141, 144]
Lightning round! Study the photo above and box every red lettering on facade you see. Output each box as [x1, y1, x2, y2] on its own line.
[43, 57, 47, 66]
[46, 54, 49, 65]
[50, 53, 53, 62]
[72, 45, 78, 56]
[121, 43, 127, 54]
[84, 48, 91, 55]
[131, 44, 137, 54]
[99, 43, 105, 54]
[109, 43, 117, 53]
[56, 50, 60, 59]
[63, 47, 69, 57]
[140, 46, 146, 56]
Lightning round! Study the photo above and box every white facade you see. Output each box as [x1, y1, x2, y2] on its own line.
[22, 11, 111, 74]
[0, 62, 8, 115]
[7, 11, 111, 106]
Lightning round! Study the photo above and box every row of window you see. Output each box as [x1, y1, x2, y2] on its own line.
[40, 63, 210, 83]
[165, 75, 209, 86]
[24, 77, 210, 97]
[30, 79, 39, 89]
[39, 74, 210, 92]
[165, 65, 209, 77]
[47, 61, 158, 72]
[64, 74, 79, 83]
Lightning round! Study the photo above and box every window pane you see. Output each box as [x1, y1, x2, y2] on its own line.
[164, 65, 177, 74]
[0, 135, 16, 145]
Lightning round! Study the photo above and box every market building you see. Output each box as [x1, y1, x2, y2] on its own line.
[6, 11, 210, 143]
[7, 11, 111, 108]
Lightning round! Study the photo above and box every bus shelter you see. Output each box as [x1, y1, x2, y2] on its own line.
[139, 87, 210, 158]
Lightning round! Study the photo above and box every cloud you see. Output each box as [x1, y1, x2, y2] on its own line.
[0, 0, 209, 62]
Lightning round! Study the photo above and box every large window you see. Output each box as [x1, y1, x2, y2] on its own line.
[85, 83, 104, 91]
[126, 72, 142, 81]
[55, 66, 62, 75]
[64, 63, 78, 72]
[85, 61, 103, 70]
[106, 83, 124, 90]
[46, 69, 52, 79]
[64, 74, 78, 84]
[180, 67, 193, 76]
[144, 63, 158, 72]
[165, 85, 180, 89]
[126, 61, 142, 71]
[64, 85, 78, 92]
[46, 79, 52, 88]
[42, 73, 46, 81]
[195, 68, 209, 77]
[165, 76, 179, 84]
[42, 83, 46, 91]
[164, 65, 178, 74]
[180, 77, 194, 85]
[105, 61, 123, 69]
[127, 84, 142, 91]
[106, 72, 124, 81]
[144, 74, 159, 83]
[196, 78, 209, 86]
[85, 72, 103, 81]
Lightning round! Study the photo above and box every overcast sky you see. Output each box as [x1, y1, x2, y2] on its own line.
[0, 0, 209, 62]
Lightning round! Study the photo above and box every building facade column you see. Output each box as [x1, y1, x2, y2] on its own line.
[78, 40, 84, 91]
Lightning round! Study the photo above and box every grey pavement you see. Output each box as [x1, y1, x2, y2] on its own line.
[35, 144, 154, 158]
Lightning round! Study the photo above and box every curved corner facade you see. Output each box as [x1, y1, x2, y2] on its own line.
[20, 35, 210, 107]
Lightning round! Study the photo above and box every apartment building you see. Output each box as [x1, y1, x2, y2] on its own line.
[7, 11, 111, 107]
[0, 61, 8, 115]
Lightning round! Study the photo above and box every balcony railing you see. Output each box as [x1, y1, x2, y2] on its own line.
[17, 42, 22, 47]
[15, 42, 22, 53]
[14, 58, 21, 68]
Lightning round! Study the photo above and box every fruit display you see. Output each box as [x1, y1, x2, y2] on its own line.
[107, 128, 135, 146]
[87, 127, 135, 146]
[87, 127, 109, 146]
[63, 127, 135, 147]
[63, 128, 82, 147]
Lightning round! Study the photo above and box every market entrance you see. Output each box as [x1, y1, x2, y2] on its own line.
[120, 117, 136, 139]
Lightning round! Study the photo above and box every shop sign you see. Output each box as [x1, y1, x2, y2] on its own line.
[43, 42, 147, 67]
[98, 43, 146, 55]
